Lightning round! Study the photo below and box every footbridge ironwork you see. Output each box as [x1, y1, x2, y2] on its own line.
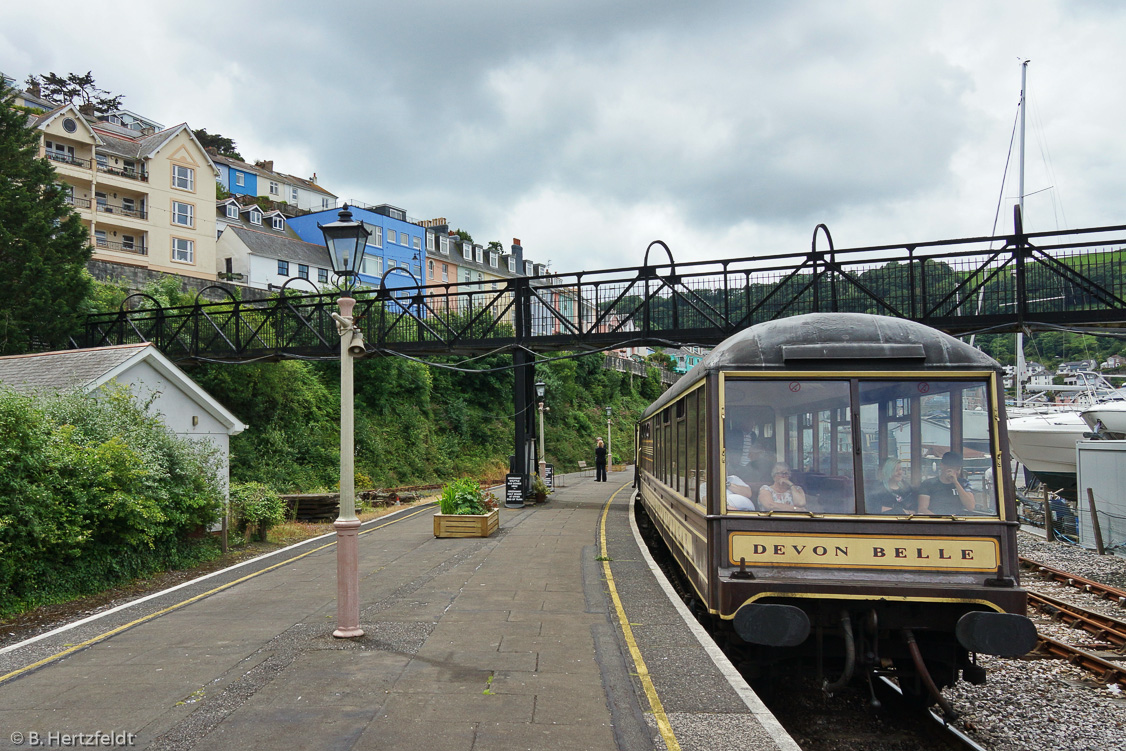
[81, 216, 1126, 362]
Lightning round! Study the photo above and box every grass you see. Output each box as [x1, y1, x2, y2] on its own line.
[263, 496, 437, 546]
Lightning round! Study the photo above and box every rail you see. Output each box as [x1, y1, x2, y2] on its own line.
[79, 220, 1126, 362]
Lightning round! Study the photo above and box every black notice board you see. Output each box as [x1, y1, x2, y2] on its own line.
[505, 474, 524, 506]
[544, 464, 554, 489]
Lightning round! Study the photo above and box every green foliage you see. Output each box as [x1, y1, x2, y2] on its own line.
[194, 128, 243, 160]
[0, 386, 223, 616]
[439, 477, 492, 515]
[229, 482, 288, 541]
[454, 229, 473, 243]
[0, 79, 93, 354]
[25, 71, 124, 115]
[528, 473, 551, 500]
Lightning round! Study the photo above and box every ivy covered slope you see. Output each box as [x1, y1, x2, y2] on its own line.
[0, 387, 223, 617]
[188, 348, 665, 493]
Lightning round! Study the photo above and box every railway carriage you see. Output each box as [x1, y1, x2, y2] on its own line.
[636, 313, 1037, 702]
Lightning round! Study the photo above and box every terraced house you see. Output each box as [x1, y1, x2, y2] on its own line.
[29, 101, 218, 281]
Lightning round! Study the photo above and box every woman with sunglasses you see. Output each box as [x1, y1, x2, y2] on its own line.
[757, 462, 807, 511]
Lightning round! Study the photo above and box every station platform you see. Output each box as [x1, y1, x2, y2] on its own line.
[0, 470, 797, 751]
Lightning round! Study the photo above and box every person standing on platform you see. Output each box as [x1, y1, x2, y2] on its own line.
[594, 438, 608, 482]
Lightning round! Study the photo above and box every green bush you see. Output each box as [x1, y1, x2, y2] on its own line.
[0, 386, 223, 616]
[229, 482, 288, 541]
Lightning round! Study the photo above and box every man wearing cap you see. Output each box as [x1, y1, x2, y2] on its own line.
[917, 452, 976, 515]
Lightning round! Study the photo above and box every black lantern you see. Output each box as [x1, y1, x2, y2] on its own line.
[318, 205, 370, 287]
[535, 381, 546, 400]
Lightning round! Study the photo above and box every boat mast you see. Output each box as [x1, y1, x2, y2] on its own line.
[1016, 59, 1029, 406]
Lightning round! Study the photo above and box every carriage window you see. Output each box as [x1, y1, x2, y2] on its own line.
[725, 379, 855, 514]
[858, 380, 998, 517]
[685, 390, 698, 502]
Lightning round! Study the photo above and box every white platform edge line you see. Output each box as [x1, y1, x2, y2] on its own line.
[0, 504, 425, 656]
[627, 491, 803, 751]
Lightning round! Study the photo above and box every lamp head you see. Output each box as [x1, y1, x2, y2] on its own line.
[535, 381, 546, 399]
[318, 204, 371, 288]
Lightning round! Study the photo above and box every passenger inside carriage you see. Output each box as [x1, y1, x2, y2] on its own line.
[866, 458, 918, 514]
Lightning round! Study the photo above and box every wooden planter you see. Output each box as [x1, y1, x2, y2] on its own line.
[433, 508, 500, 538]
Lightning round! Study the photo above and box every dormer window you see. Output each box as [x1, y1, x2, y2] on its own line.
[439, 236, 449, 255]
[272, 216, 284, 230]
[525, 261, 533, 275]
[475, 247, 483, 263]
[489, 252, 498, 268]
[426, 232, 435, 252]
[249, 209, 262, 225]
[225, 204, 238, 219]
[508, 257, 516, 272]
[462, 242, 472, 260]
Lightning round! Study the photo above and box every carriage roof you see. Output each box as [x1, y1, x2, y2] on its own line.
[642, 313, 1000, 419]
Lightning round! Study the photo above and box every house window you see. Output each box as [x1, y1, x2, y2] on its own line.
[298, 264, 309, 279]
[96, 192, 108, 212]
[462, 243, 472, 260]
[121, 197, 136, 216]
[362, 256, 383, 276]
[96, 153, 108, 169]
[389, 208, 404, 220]
[388, 259, 396, 268]
[426, 232, 435, 252]
[369, 226, 383, 248]
[475, 247, 483, 263]
[172, 237, 194, 263]
[318, 268, 329, 283]
[489, 252, 498, 268]
[172, 164, 194, 191]
[95, 230, 107, 247]
[291, 187, 298, 202]
[427, 260, 434, 279]
[235, 172, 245, 187]
[271, 216, 284, 230]
[322, 198, 331, 208]
[226, 203, 238, 219]
[172, 201, 194, 227]
[508, 257, 516, 272]
[525, 261, 533, 275]
[269, 181, 279, 196]
[388, 229, 397, 245]
[278, 260, 289, 275]
[412, 236, 421, 250]
[442, 263, 448, 282]
[439, 236, 449, 255]
[122, 235, 135, 251]
[249, 209, 261, 225]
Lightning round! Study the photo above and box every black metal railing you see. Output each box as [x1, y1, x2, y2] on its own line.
[65, 195, 92, 209]
[45, 151, 89, 168]
[79, 221, 1126, 362]
[94, 239, 147, 256]
[96, 202, 148, 219]
[96, 164, 147, 182]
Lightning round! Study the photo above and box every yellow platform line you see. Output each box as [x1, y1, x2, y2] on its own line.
[600, 484, 682, 751]
[0, 504, 435, 686]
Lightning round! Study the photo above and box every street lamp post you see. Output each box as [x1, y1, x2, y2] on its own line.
[319, 205, 370, 639]
[535, 381, 547, 479]
[605, 406, 612, 475]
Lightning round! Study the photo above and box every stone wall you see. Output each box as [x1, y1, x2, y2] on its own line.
[88, 260, 272, 304]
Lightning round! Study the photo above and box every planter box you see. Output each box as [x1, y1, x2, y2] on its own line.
[433, 508, 500, 538]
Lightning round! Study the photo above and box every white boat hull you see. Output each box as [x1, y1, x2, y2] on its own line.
[1081, 401, 1126, 436]
[1007, 411, 1088, 499]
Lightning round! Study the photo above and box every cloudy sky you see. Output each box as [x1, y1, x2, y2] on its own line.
[3, 1, 1123, 272]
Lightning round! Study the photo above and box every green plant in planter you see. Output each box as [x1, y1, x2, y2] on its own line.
[527, 474, 551, 502]
[438, 478, 498, 515]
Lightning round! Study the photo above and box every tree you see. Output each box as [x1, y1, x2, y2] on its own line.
[25, 71, 123, 116]
[0, 80, 93, 354]
[195, 128, 243, 160]
[454, 229, 473, 243]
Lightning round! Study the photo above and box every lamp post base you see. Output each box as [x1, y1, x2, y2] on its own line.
[332, 518, 364, 639]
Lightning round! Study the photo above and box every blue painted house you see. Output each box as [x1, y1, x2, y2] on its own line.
[213, 156, 259, 198]
[288, 204, 426, 296]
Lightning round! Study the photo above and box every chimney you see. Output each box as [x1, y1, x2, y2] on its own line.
[511, 238, 524, 268]
[309, 173, 317, 184]
[262, 160, 274, 172]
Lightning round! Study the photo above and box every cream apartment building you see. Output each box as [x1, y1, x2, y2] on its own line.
[32, 103, 218, 281]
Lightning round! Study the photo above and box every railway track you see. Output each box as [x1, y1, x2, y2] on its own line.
[1019, 556, 1126, 606]
[1020, 557, 1126, 685]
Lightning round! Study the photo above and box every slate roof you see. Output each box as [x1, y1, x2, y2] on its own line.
[0, 344, 150, 394]
[210, 152, 337, 198]
[228, 225, 331, 267]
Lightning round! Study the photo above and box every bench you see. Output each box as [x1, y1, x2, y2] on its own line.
[578, 460, 591, 477]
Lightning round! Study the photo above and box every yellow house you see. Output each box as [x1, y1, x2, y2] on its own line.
[31, 103, 219, 281]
